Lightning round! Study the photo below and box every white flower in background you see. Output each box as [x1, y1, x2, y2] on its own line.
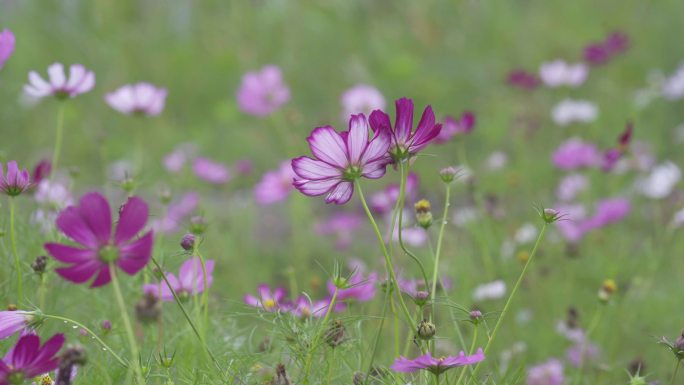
[635, 161, 681, 199]
[662, 63, 684, 100]
[556, 174, 589, 202]
[452, 206, 478, 227]
[514, 223, 538, 244]
[500, 238, 515, 259]
[552, 99, 598, 126]
[486, 151, 508, 171]
[472, 280, 507, 301]
[539, 60, 588, 88]
[34, 180, 73, 210]
[671, 207, 684, 228]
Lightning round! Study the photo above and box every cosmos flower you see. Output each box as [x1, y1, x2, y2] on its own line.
[436, 111, 476, 143]
[24, 63, 95, 100]
[34, 180, 73, 210]
[551, 99, 598, 126]
[236, 65, 290, 117]
[31, 160, 52, 185]
[0, 333, 65, 385]
[539, 60, 589, 88]
[551, 138, 601, 170]
[340, 84, 386, 120]
[254, 161, 295, 205]
[507, 69, 541, 89]
[163, 143, 196, 173]
[244, 284, 287, 312]
[556, 174, 589, 202]
[143, 257, 214, 302]
[0, 161, 31, 197]
[285, 296, 346, 318]
[0, 29, 15, 69]
[0, 311, 32, 340]
[566, 341, 600, 368]
[472, 280, 507, 302]
[526, 359, 565, 385]
[369, 98, 442, 162]
[105, 82, 168, 116]
[44, 192, 153, 288]
[583, 198, 630, 231]
[391, 349, 485, 375]
[193, 157, 231, 184]
[152, 192, 199, 234]
[635, 161, 681, 199]
[662, 62, 684, 101]
[292, 113, 391, 205]
[583, 31, 630, 66]
[328, 271, 378, 302]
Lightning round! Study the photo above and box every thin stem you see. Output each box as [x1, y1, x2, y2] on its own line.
[41, 313, 128, 368]
[470, 223, 547, 380]
[109, 264, 145, 384]
[396, 162, 429, 287]
[302, 288, 339, 384]
[326, 348, 335, 385]
[51, 104, 66, 176]
[193, 237, 210, 336]
[9, 198, 21, 303]
[356, 181, 414, 327]
[364, 286, 391, 385]
[455, 326, 478, 385]
[671, 360, 681, 385]
[431, 183, 451, 316]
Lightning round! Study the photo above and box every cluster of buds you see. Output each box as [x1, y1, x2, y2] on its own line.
[414, 199, 433, 229]
[598, 279, 617, 303]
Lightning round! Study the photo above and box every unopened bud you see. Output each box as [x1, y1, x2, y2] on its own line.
[416, 319, 436, 340]
[180, 233, 195, 251]
[101, 320, 112, 334]
[414, 199, 433, 229]
[541, 208, 561, 224]
[120, 177, 136, 195]
[440, 167, 458, 184]
[675, 331, 684, 352]
[413, 290, 430, 307]
[469, 310, 483, 323]
[31, 256, 48, 275]
[189, 216, 206, 235]
[158, 188, 172, 205]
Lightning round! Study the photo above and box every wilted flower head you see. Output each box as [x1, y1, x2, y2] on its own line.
[551, 138, 600, 170]
[436, 111, 475, 143]
[0, 311, 32, 339]
[391, 349, 485, 375]
[551, 99, 598, 126]
[24, 63, 95, 100]
[369, 98, 442, 162]
[539, 60, 589, 88]
[105, 82, 168, 116]
[144, 257, 214, 302]
[236, 65, 290, 117]
[507, 69, 541, 90]
[0, 29, 15, 69]
[0, 333, 65, 385]
[0, 161, 31, 197]
[527, 359, 565, 385]
[193, 157, 231, 185]
[44, 192, 154, 288]
[254, 161, 295, 205]
[292, 113, 391, 205]
[340, 84, 386, 120]
[244, 284, 287, 312]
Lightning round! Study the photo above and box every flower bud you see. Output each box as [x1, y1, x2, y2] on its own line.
[598, 279, 617, 303]
[541, 208, 561, 224]
[414, 199, 433, 229]
[119, 176, 136, 195]
[412, 290, 430, 307]
[469, 310, 483, 324]
[158, 187, 172, 205]
[324, 320, 346, 348]
[416, 319, 436, 340]
[675, 331, 684, 352]
[189, 216, 207, 235]
[31, 255, 48, 276]
[56, 344, 86, 385]
[439, 167, 459, 184]
[180, 233, 195, 251]
[101, 320, 112, 334]
[6, 304, 17, 311]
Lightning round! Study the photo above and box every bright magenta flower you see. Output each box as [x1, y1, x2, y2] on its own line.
[0, 161, 31, 197]
[391, 349, 485, 375]
[44, 192, 153, 288]
[0, 333, 65, 385]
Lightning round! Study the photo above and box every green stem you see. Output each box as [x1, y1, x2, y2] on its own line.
[671, 360, 681, 385]
[302, 288, 339, 385]
[573, 305, 605, 385]
[396, 162, 429, 287]
[193, 237, 210, 336]
[430, 183, 451, 316]
[470, 223, 547, 380]
[9, 198, 21, 303]
[326, 348, 335, 385]
[364, 286, 391, 385]
[455, 326, 478, 385]
[40, 313, 128, 368]
[109, 263, 145, 384]
[51, 104, 66, 176]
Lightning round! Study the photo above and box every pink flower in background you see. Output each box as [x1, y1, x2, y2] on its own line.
[392, 226, 428, 247]
[292, 113, 391, 205]
[370, 172, 419, 214]
[24, 63, 95, 100]
[254, 161, 295, 205]
[285, 296, 346, 318]
[601, 123, 633, 171]
[193, 157, 231, 184]
[369, 98, 442, 162]
[539, 60, 588, 88]
[551, 138, 600, 170]
[244, 284, 287, 312]
[635, 161, 681, 199]
[44, 192, 153, 288]
[0, 311, 31, 339]
[144, 257, 214, 301]
[584, 31, 629, 66]
[236, 65, 290, 117]
[234, 159, 254, 176]
[526, 359, 565, 385]
[340, 84, 386, 120]
[163, 143, 196, 173]
[584, 198, 630, 230]
[662, 62, 684, 100]
[315, 212, 364, 249]
[328, 271, 378, 302]
[566, 341, 600, 368]
[556, 174, 589, 202]
[0, 161, 31, 197]
[34, 180, 73, 209]
[507, 69, 541, 90]
[152, 192, 199, 234]
[31, 159, 52, 185]
[555, 199, 630, 243]
[551, 99, 598, 126]
[436, 111, 476, 143]
[391, 349, 485, 374]
[105, 82, 168, 116]
[0, 29, 15, 69]
[0, 334, 65, 384]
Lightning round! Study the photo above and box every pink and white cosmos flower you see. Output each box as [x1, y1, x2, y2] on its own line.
[24, 63, 95, 100]
[105, 82, 168, 116]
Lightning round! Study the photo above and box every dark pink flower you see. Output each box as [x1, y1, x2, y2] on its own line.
[31, 159, 51, 185]
[601, 123, 633, 171]
[551, 138, 601, 170]
[436, 111, 475, 143]
[0, 311, 31, 340]
[193, 157, 231, 184]
[236, 65, 290, 117]
[24, 63, 95, 100]
[0, 29, 15, 69]
[105, 83, 168, 116]
[254, 161, 295, 205]
[44, 192, 153, 288]
[292, 113, 391, 205]
[507, 70, 541, 90]
[584, 31, 630, 66]
[0, 161, 31, 197]
[0, 333, 65, 385]
[144, 257, 214, 302]
[369, 98, 442, 162]
[391, 349, 485, 375]
[244, 284, 287, 312]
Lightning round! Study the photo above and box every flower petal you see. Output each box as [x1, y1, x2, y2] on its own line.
[346, 114, 369, 165]
[47, 63, 66, 88]
[55, 207, 99, 248]
[307, 126, 349, 168]
[325, 181, 354, 205]
[44, 243, 96, 263]
[117, 231, 153, 275]
[293, 177, 340, 196]
[55, 261, 101, 284]
[89, 266, 112, 288]
[78, 192, 112, 244]
[114, 196, 149, 244]
[11, 333, 40, 368]
[291, 157, 341, 180]
[394, 98, 414, 145]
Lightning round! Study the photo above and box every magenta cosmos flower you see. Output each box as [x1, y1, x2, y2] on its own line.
[507, 69, 541, 90]
[0, 311, 32, 339]
[292, 113, 391, 205]
[254, 161, 295, 205]
[193, 157, 231, 185]
[144, 257, 214, 302]
[526, 359, 565, 385]
[584, 31, 630, 66]
[0, 333, 65, 385]
[369, 98, 442, 162]
[551, 138, 601, 170]
[0, 29, 15, 70]
[0, 161, 31, 197]
[105, 82, 168, 116]
[24, 63, 95, 100]
[391, 349, 485, 375]
[436, 111, 476, 143]
[44, 192, 153, 288]
[244, 284, 287, 312]
[236, 65, 290, 117]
